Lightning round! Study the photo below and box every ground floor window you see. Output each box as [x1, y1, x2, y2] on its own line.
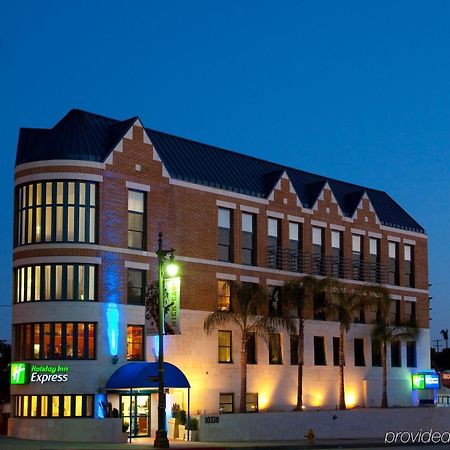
[219, 393, 234, 413]
[246, 393, 258, 412]
[13, 394, 93, 418]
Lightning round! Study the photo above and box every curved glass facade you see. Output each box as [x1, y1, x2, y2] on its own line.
[16, 181, 97, 246]
[14, 322, 96, 360]
[15, 263, 97, 303]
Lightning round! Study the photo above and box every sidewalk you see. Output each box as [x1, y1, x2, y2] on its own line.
[0, 436, 415, 450]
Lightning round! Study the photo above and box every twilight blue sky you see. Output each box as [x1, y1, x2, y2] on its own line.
[0, 1, 449, 344]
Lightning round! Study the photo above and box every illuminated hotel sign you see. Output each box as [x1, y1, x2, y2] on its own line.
[411, 373, 440, 390]
[11, 363, 70, 385]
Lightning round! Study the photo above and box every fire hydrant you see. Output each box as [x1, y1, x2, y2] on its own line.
[305, 428, 315, 444]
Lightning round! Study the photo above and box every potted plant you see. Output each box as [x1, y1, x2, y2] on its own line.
[121, 422, 129, 443]
[168, 403, 180, 439]
[184, 417, 198, 441]
[177, 409, 187, 440]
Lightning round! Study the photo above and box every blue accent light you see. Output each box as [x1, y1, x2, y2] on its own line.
[95, 393, 107, 418]
[107, 303, 119, 356]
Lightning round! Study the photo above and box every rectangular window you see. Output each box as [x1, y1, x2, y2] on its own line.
[290, 335, 299, 365]
[314, 336, 326, 366]
[218, 330, 232, 363]
[333, 337, 340, 366]
[268, 286, 280, 316]
[388, 241, 399, 285]
[331, 231, 343, 278]
[354, 338, 366, 366]
[241, 213, 256, 265]
[217, 280, 231, 311]
[312, 227, 324, 275]
[269, 334, 282, 365]
[405, 301, 416, 323]
[407, 341, 417, 368]
[218, 208, 233, 262]
[247, 332, 256, 364]
[127, 269, 145, 305]
[127, 325, 144, 360]
[371, 339, 382, 367]
[404, 244, 415, 288]
[390, 300, 400, 325]
[391, 341, 401, 367]
[128, 190, 145, 249]
[352, 234, 363, 281]
[313, 292, 326, 321]
[219, 393, 234, 414]
[289, 222, 302, 272]
[267, 218, 281, 269]
[246, 393, 258, 413]
[369, 238, 380, 283]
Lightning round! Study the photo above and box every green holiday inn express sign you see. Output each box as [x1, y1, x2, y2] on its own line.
[10, 363, 70, 385]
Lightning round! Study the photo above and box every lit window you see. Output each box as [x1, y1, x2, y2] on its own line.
[219, 393, 234, 414]
[16, 181, 97, 246]
[246, 393, 258, 413]
[14, 264, 97, 303]
[268, 286, 280, 316]
[14, 322, 96, 360]
[269, 334, 282, 365]
[13, 395, 94, 418]
[128, 190, 145, 249]
[218, 330, 232, 363]
[217, 280, 231, 311]
[127, 325, 144, 360]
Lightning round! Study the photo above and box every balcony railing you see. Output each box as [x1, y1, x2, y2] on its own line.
[267, 246, 388, 284]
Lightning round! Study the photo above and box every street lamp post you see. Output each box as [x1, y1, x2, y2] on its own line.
[154, 232, 177, 449]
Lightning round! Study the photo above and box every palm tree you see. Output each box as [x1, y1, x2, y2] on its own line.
[204, 282, 295, 413]
[324, 279, 370, 410]
[281, 275, 325, 411]
[370, 286, 418, 408]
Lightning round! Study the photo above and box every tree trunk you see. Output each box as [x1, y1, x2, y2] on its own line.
[295, 319, 305, 410]
[338, 324, 346, 410]
[381, 342, 388, 408]
[239, 339, 248, 413]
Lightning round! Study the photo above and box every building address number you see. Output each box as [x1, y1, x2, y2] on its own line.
[204, 416, 220, 424]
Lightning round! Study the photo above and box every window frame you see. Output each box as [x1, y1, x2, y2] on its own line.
[127, 190, 146, 250]
[269, 333, 283, 365]
[313, 336, 327, 366]
[218, 330, 233, 364]
[219, 393, 234, 414]
[126, 325, 145, 361]
[127, 269, 146, 305]
[218, 208, 233, 262]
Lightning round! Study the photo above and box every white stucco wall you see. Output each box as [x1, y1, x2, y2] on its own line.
[198, 408, 450, 441]
[156, 310, 431, 414]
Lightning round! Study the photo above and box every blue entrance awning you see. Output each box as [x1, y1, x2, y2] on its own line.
[106, 362, 190, 389]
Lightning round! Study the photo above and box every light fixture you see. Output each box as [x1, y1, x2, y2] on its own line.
[165, 254, 179, 278]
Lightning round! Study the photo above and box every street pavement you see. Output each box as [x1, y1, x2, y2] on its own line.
[2, 436, 450, 450]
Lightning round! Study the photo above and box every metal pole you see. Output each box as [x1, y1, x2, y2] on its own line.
[187, 388, 191, 442]
[154, 232, 169, 448]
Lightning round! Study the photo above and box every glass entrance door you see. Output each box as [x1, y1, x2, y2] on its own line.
[121, 394, 150, 437]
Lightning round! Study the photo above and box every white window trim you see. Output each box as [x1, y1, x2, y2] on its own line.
[216, 200, 237, 209]
[125, 261, 150, 270]
[240, 275, 259, 284]
[240, 205, 260, 214]
[216, 273, 237, 281]
[126, 181, 150, 192]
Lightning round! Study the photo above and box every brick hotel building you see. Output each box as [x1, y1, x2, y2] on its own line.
[10, 109, 430, 441]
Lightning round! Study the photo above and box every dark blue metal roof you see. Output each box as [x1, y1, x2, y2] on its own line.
[15, 109, 425, 233]
[106, 362, 190, 389]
